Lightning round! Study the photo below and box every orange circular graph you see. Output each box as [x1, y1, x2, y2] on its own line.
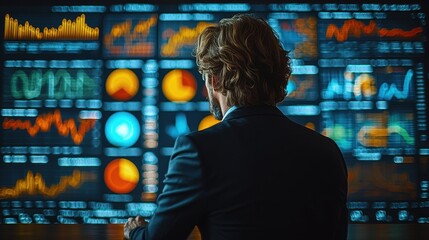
[162, 69, 197, 102]
[198, 115, 220, 131]
[106, 69, 139, 101]
[104, 158, 139, 194]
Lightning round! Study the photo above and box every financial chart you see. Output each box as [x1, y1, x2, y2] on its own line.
[0, 1, 428, 224]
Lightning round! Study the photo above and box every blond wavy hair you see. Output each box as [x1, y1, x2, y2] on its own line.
[194, 13, 292, 107]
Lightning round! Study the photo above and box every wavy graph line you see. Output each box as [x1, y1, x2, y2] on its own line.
[378, 69, 413, 100]
[357, 124, 414, 147]
[2, 109, 96, 145]
[326, 19, 423, 42]
[389, 125, 414, 144]
[11, 69, 97, 100]
[104, 15, 157, 56]
[0, 170, 96, 199]
[161, 22, 215, 57]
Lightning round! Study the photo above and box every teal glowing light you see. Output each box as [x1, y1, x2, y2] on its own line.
[105, 112, 140, 147]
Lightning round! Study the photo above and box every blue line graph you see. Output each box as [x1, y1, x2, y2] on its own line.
[378, 69, 413, 100]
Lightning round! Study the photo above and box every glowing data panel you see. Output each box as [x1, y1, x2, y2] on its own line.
[103, 14, 157, 57]
[320, 65, 414, 101]
[4, 14, 99, 41]
[318, 11, 426, 58]
[0, 169, 98, 200]
[2, 109, 98, 146]
[159, 20, 216, 58]
[348, 163, 417, 200]
[269, 14, 318, 60]
[0, 1, 428, 225]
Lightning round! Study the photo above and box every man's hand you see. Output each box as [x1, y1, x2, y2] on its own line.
[124, 216, 147, 240]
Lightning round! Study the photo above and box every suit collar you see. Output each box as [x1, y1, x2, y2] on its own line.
[222, 105, 238, 120]
[222, 105, 284, 121]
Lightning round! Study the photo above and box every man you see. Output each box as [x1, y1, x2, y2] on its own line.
[124, 13, 348, 240]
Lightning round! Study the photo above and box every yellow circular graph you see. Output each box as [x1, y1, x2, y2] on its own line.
[162, 69, 197, 102]
[198, 115, 220, 131]
[104, 158, 139, 194]
[106, 69, 139, 101]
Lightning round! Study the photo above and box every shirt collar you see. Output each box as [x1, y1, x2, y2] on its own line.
[222, 106, 238, 121]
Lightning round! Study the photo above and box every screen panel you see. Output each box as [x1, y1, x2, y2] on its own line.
[0, 1, 428, 225]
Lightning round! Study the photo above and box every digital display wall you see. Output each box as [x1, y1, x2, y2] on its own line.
[0, 1, 428, 224]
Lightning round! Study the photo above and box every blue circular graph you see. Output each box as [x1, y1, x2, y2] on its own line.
[105, 112, 140, 147]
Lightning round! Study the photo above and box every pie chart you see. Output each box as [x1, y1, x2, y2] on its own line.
[162, 69, 197, 102]
[105, 112, 140, 147]
[198, 114, 220, 131]
[104, 158, 139, 194]
[106, 69, 139, 101]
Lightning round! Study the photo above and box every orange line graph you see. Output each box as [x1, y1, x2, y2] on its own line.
[326, 19, 423, 42]
[161, 22, 215, 57]
[2, 109, 96, 145]
[0, 169, 96, 199]
[104, 15, 157, 56]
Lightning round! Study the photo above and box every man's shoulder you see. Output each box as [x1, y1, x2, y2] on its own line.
[186, 120, 225, 139]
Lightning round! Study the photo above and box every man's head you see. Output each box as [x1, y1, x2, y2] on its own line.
[194, 13, 292, 117]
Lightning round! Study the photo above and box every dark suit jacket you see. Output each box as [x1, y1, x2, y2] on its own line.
[130, 105, 348, 240]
